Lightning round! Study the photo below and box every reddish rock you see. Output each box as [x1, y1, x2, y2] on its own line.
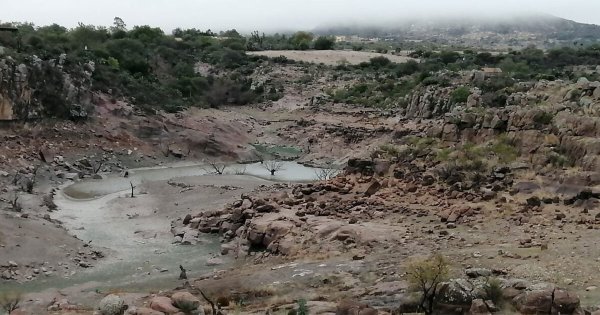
[336, 299, 369, 315]
[150, 296, 180, 314]
[171, 291, 201, 311]
[468, 299, 490, 315]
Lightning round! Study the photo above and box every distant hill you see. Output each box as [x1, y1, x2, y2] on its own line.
[315, 14, 600, 49]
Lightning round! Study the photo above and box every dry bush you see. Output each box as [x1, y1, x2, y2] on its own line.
[0, 291, 22, 313]
[204, 159, 228, 175]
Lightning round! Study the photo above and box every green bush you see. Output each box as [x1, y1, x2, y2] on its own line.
[297, 299, 308, 315]
[313, 36, 335, 50]
[533, 111, 554, 125]
[484, 278, 504, 306]
[369, 56, 391, 68]
[450, 87, 471, 103]
[489, 136, 519, 164]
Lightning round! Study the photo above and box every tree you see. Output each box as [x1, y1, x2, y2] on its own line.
[314, 162, 339, 180]
[205, 159, 228, 175]
[130, 181, 136, 198]
[313, 36, 335, 50]
[112, 17, 127, 32]
[263, 160, 284, 175]
[406, 254, 450, 315]
[439, 50, 461, 64]
[291, 31, 313, 50]
[0, 291, 21, 313]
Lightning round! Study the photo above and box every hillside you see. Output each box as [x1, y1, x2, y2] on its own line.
[316, 14, 600, 49]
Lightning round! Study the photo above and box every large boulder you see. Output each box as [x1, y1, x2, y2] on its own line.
[436, 279, 477, 314]
[150, 296, 180, 314]
[513, 288, 580, 314]
[468, 299, 491, 315]
[125, 307, 164, 315]
[335, 299, 376, 315]
[98, 294, 127, 315]
[171, 292, 201, 313]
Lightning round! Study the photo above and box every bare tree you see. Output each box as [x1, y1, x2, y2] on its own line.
[314, 162, 339, 181]
[204, 159, 228, 175]
[130, 181, 136, 198]
[263, 160, 284, 176]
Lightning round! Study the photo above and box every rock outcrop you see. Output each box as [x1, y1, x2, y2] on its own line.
[0, 54, 94, 120]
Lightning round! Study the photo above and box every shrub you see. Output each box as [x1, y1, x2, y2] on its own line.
[0, 291, 21, 313]
[547, 151, 572, 167]
[483, 278, 504, 306]
[297, 299, 308, 315]
[533, 111, 554, 125]
[406, 254, 450, 314]
[489, 136, 519, 164]
[450, 87, 471, 103]
[313, 36, 335, 50]
[369, 56, 391, 68]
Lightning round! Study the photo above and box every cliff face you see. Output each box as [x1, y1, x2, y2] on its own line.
[407, 79, 600, 172]
[0, 54, 94, 121]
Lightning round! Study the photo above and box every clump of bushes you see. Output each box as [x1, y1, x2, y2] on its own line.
[450, 86, 471, 103]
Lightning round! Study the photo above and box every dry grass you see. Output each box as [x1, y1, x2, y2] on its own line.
[248, 50, 416, 66]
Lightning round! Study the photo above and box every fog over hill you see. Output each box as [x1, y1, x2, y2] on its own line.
[316, 14, 600, 39]
[314, 14, 600, 49]
[2, 0, 600, 33]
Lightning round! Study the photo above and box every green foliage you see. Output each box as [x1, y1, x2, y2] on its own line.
[533, 111, 554, 125]
[547, 151, 572, 167]
[369, 56, 392, 68]
[3, 19, 265, 113]
[291, 31, 313, 50]
[406, 254, 450, 314]
[106, 57, 120, 70]
[439, 50, 461, 64]
[313, 36, 335, 50]
[296, 299, 308, 315]
[331, 79, 416, 108]
[483, 278, 504, 306]
[450, 87, 471, 103]
[378, 144, 401, 159]
[489, 136, 519, 164]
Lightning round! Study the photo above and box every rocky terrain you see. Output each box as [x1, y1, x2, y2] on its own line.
[5, 47, 600, 315]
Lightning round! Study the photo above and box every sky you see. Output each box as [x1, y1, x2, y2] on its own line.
[2, 0, 600, 33]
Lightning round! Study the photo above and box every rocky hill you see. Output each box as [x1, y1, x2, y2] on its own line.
[316, 14, 600, 48]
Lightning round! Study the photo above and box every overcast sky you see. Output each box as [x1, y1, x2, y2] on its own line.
[2, 0, 600, 33]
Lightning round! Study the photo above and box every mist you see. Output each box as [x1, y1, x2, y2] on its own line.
[2, 0, 600, 33]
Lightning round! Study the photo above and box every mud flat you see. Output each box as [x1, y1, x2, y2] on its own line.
[2, 161, 329, 295]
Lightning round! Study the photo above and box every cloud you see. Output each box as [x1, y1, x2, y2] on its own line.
[1, 0, 599, 33]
